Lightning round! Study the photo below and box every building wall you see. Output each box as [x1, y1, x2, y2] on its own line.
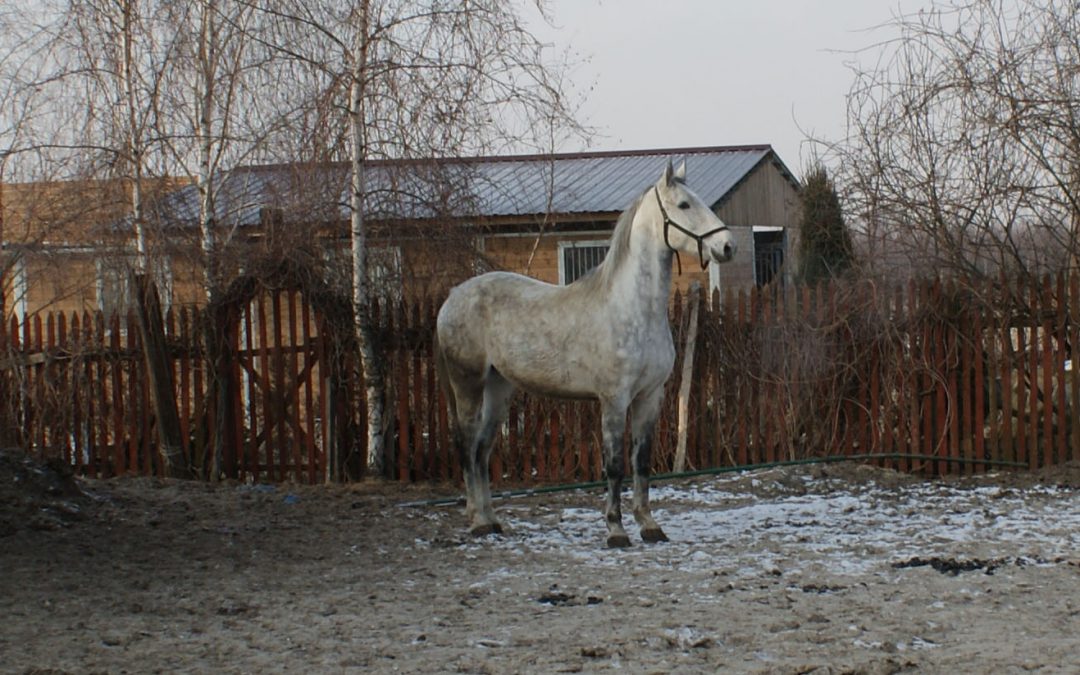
[711, 159, 802, 293]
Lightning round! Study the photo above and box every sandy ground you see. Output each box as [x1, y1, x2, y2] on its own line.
[2, 449, 1080, 674]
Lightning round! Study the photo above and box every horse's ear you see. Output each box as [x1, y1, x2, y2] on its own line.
[674, 160, 687, 182]
[663, 160, 675, 187]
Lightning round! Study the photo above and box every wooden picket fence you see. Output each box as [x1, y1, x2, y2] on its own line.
[1, 274, 1078, 485]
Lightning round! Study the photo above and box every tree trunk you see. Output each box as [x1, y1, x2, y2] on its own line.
[348, 1, 387, 476]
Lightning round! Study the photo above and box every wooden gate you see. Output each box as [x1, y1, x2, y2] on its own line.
[218, 287, 341, 483]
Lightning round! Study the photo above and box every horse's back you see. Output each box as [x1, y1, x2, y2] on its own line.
[438, 272, 561, 329]
[436, 271, 580, 379]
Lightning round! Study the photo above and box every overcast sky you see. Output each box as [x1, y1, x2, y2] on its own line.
[526, 0, 918, 176]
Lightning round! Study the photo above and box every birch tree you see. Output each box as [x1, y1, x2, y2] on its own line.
[262, 0, 583, 474]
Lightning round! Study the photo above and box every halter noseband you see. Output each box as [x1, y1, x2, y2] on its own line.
[653, 185, 729, 274]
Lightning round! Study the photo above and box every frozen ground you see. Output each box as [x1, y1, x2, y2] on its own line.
[2, 450, 1079, 674]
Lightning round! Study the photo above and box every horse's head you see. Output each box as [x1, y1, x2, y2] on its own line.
[650, 160, 736, 269]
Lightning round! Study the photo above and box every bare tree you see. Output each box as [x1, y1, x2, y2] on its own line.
[260, 0, 585, 474]
[27, 0, 193, 476]
[832, 0, 1080, 287]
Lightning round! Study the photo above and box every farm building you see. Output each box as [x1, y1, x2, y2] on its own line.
[2, 145, 801, 318]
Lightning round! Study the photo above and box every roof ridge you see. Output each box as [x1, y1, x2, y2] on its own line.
[234, 145, 774, 174]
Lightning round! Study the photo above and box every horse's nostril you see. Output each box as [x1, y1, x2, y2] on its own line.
[723, 243, 734, 260]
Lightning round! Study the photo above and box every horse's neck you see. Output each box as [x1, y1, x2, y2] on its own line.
[606, 216, 673, 318]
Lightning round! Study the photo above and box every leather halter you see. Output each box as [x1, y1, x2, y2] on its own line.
[653, 185, 729, 274]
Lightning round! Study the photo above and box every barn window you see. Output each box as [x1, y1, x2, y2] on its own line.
[368, 246, 403, 302]
[324, 244, 403, 302]
[559, 240, 608, 285]
[753, 228, 786, 287]
[9, 258, 28, 320]
[96, 257, 173, 320]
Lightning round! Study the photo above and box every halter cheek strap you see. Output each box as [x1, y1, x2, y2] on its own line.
[653, 186, 729, 274]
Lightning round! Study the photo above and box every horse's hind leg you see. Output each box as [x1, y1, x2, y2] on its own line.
[630, 386, 668, 543]
[447, 380, 484, 529]
[600, 398, 632, 548]
[468, 370, 514, 535]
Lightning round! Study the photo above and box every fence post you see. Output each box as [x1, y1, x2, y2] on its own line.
[674, 282, 701, 473]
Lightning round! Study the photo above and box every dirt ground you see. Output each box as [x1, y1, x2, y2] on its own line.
[2, 449, 1079, 674]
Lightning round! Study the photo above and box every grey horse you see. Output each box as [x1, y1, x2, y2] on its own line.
[435, 160, 736, 547]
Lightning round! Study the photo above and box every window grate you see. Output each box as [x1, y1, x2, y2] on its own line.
[561, 243, 608, 285]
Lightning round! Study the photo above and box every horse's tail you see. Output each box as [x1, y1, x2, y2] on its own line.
[433, 329, 458, 428]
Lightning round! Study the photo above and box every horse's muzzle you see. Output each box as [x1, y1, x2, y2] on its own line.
[710, 240, 736, 264]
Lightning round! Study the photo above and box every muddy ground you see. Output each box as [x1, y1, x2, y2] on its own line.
[2, 449, 1079, 674]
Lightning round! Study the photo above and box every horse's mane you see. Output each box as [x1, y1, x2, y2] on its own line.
[572, 188, 646, 291]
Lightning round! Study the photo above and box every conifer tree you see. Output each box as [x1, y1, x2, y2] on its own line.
[798, 165, 854, 284]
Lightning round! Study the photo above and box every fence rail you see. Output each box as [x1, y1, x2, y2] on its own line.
[2, 275, 1077, 485]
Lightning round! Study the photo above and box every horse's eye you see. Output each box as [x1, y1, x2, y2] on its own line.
[677, 201, 690, 210]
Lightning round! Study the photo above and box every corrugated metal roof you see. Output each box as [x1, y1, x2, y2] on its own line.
[146, 145, 790, 229]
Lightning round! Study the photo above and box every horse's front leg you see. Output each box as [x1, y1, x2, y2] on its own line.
[600, 401, 631, 548]
[630, 386, 668, 543]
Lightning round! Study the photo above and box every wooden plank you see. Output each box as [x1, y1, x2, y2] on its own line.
[425, 300, 439, 482]
[314, 312, 331, 482]
[1053, 274, 1066, 467]
[438, 334, 451, 483]
[177, 308, 192, 471]
[286, 289, 303, 478]
[903, 280, 918, 473]
[908, 279, 922, 469]
[411, 303, 425, 480]
[106, 314, 123, 475]
[534, 399, 546, 480]
[736, 288, 749, 466]
[224, 311, 241, 482]
[869, 302, 882, 458]
[125, 313, 141, 475]
[856, 285, 871, 460]
[930, 280, 946, 475]
[92, 313, 108, 477]
[568, 403, 581, 481]
[33, 315, 44, 462]
[22, 316, 33, 457]
[301, 296, 317, 484]
[271, 292, 288, 479]
[508, 400, 522, 483]
[749, 286, 761, 465]
[68, 313, 85, 473]
[1071, 273, 1079, 464]
[547, 406, 560, 483]
[53, 314, 68, 465]
[82, 312, 99, 476]
[985, 308, 1002, 468]
[958, 295, 972, 475]
[972, 308, 986, 474]
[1040, 277, 1054, 468]
[1028, 283, 1040, 469]
[396, 305, 411, 482]
[674, 283, 701, 472]
[257, 293, 274, 480]
[1014, 317, 1028, 468]
[241, 303, 257, 480]
[191, 309, 207, 479]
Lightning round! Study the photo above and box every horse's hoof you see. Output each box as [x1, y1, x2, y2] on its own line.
[641, 528, 669, 543]
[607, 533, 632, 548]
[470, 522, 503, 537]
